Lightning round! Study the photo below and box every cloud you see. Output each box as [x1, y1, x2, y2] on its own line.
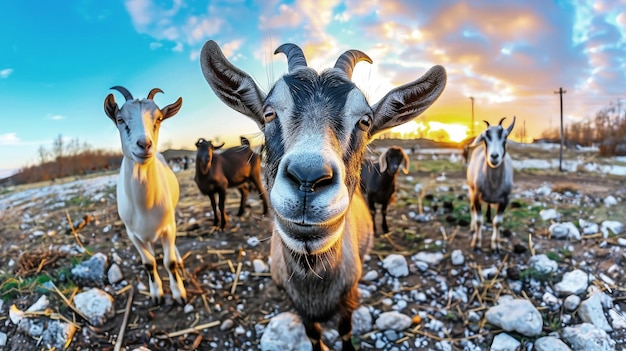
[0, 68, 13, 78]
[0, 133, 20, 145]
[48, 114, 66, 121]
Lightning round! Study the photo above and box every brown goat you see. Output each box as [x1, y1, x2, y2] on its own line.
[194, 138, 269, 229]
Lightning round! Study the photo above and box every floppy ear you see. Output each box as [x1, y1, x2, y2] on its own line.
[370, 65, 446, 138]
[401, 150, 410, 175]
[200, 40, 266, 129]
[379, 150, 388, 173]
[470, 134, 485, 147]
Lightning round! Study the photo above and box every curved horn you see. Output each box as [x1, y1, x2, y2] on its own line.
[483, 120, 491, 127]
[274, 43, 307, 72]
[334, 50, 372, 80]
[110, 86, 133, 101]
[498, 117, 507, 126]
[147, 88, 164, 100]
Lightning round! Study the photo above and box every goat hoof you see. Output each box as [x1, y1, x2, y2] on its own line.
[175, 296, 187, 306]
[151, 295, 164, 306]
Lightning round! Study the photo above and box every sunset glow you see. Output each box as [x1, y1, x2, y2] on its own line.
[390, 121, 469, 143]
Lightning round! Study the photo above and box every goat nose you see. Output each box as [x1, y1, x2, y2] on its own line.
[490, 153, 498, 160]
[137, 138, 153, 151]
[286, 162, 333, 193]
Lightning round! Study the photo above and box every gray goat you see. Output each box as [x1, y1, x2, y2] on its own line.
[466, 116, 516, 252]
[200, 40, 446, 351]
[194, 138, 269, 230]
[360, 146, 410, 233]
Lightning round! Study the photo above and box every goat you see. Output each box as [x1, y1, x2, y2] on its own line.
[466, 116, 516, 252]
[200, 40, 446, 351]
[360, 146, 410, 234]
[103, 86, 186, 305]
[194, 138, 269, 230]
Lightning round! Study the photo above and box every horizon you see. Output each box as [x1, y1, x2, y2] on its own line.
[1, 1, 625, 174]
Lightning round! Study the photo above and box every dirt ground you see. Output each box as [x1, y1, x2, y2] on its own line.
[1, 144, 626, 351]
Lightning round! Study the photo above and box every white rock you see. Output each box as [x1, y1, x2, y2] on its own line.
[490, 333, 521, 351]
[382, 254, 409, 277]
[579, 294, 612, 332]
[375, 311, 413, 331]
[412, 251, 444, 266]
[107, 263, 124, 284]
[534, 336, 573, 351]
[0, 332, 6, 347]
[9, 304, 24, 324]
[485, 297, 543, 336]
[540, 208, 559, 221]
[352, 306, 373, 335]
[40, 320, 77, 349]
[549, 222, 581, 240]
[529, 254, 558, 274]
[562, 323, 616, 351]
[603, 195, 617, 207]
[27, 295, 50, 312]
[247, 236, 260, 247]
[600, 221, 624, 237]
[564, 295, 582, 312]
[609, 309, 626, 330]
[555, 269, 590, 295]
[362, 270, 378, 281]
[253, 259, 269, 273]
[183, 304, 194, 314]
[450, 249, 464, 265]
[73, 288, 115, 327]
[542, 292, 560, 306]
[536, 184, 552, 196]
[260, 312, 311, 351]
[617, 238, 626, 247]
[579, 219, 599, 235]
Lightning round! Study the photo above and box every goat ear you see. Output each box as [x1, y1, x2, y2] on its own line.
[378, 150, 388, 173]
[161, 97, 183, 120]
[200, 40, 266, 129]
[370, 65, 446, 138]
[402, 151, 410, 175]
[104, 94, 119, 122]
[215, 142, 225, 149]
[470, 134, 484, 147]
[505, 116, 516, 137]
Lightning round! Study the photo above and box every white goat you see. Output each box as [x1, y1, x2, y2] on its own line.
[104, 86, 186, 305]
[466, 116, 516, 252]
[200, 40, 446, 351]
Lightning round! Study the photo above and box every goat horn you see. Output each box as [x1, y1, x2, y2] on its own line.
[110, 86, 133, 101]
[483, 120, 490, 127]
[334, 50, 372, 80]
[147, 88, 164, 100]
[274, 43, 307, 73]
[498, 117, 507, 126]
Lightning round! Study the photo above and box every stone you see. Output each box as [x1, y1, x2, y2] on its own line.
[564, 295, 581, 312]
[0, 332, 6, 347]
[107, 263, 123, 284]
[71, 252, 108, 287]
[562, 323, 615, 351]
[608, 309, 626, 329]
[603, 195, 617, 207]
[555, 269, 590, 296]
[540, 208, 559, 221]
[600, 221, 624, 237]
[260, 312, 311, 351]
[375, 311, 413, 331]
[352, 306, 373, 335]
[579, 293, 612, 332]
[253, 259, 269, 273]
[534, 336, 572, 351]
[490, 333, 521, 351]
[362, 270, 378, 281]
[382, 254, 409, 277]
[549, 222, 581, 240]
[40, 320, 77, 350]
[412, 251, 444, 266]
[529, 254, 558, 274]
[450, 249, 464, 265]
[73, 288, 115, 327]
[485, 296, 543, 336]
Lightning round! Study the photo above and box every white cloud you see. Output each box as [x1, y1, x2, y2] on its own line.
[172, 42, 183, 52]
[149, 42, 163, 50]
[0, 68, 13, 78]
[0, 133, 20, 145]
[49, 114, 66, 121]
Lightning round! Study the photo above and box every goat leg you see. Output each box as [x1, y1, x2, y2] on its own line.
[381, 202, 389, 234]
[128, 234, 164, 305]
[303, 320, 326, 351]
[492, 202, 508, 253]
[218, 188, 228, 230]
[237, 184, 248, 216]
[470, 196, 482, 250]
[208, 193, 219, 227]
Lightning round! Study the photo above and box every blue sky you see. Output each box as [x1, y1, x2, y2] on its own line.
[1, 0, 625, 177]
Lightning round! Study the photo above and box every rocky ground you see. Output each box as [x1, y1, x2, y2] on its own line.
[1, 144, 626, 351]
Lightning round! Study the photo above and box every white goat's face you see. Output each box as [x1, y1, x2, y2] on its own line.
[104, 87, 182, 165]
[477, 117, 516, 168]
[200, 41, 447, 254]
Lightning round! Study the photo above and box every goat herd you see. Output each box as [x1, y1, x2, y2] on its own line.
[104, 40, 516, 351]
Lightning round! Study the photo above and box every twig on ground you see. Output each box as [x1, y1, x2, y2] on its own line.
[113, 285, 134, 351]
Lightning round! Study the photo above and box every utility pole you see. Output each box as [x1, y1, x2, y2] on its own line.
[523, 119, 526, 143]
[469, 96, 475, 137]
[554, 87, 566, 172]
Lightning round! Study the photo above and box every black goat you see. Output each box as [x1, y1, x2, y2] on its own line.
[194, 138, 269, 229]
[361, 146, 410, 234]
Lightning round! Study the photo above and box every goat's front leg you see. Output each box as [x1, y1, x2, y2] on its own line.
[127, 231, 163, 304]
[337, 287, 358, 351]
[381, 201, 389, 234]
[492, 202, 507, 253]
[208, 193, 219, 227]
[303, 320, 327, 351]
[469, 195, 482, 250]
[367, 195, 377, 234]
[161, 226, 187, 305]
[218, 188, 228, 229]
[237, 184, 249, 216]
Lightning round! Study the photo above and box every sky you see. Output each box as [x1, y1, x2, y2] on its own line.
[1, 0, 625, 177]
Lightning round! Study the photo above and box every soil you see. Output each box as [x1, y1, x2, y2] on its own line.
[1, 146, 626, 351]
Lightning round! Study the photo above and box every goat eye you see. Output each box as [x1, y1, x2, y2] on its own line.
[357, 115, 372, 132]
[263, 106, 277, 123]
[116, 117, 124, 125]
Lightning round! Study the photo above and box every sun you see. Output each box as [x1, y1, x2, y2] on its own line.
[389, 121, 469, 143]
[428, 122, 469, 143]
